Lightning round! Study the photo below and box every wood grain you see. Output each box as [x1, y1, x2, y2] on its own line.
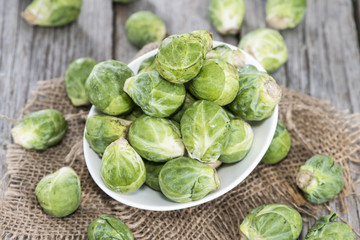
[0, 0, 359, 238]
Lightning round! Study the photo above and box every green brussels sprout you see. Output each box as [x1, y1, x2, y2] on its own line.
[128, 115, 185, 162]
[262, 120, 291, 164]
[209, 0, 245, 35]
[35, 167, 81, 217]
[228, 65, 282, 121]
[155, 31, 212, 84]
[238, 28, 288, 73]
[305, 213, 355, 240]
[170, 93, 196, 123]
[123, 107, 143, 121]
[85, 60, 134, 116]
[190, 30, 214, 56]
[144, 161, 164, 191]
[85, 115, 131, 157]
[88, 214, 134, 240]
[101, 138, 146, 193]
[159, 157, 220, 203]
[219, 119, 253, 163]
[65, 57, 98, 106]
[266, 0, 307, 30]
[207, 45, 246, 68]
[124, 71, 186, 117]
[296, 155, 344, 204]
[137, 55, 156, 74]
[187, 59, 239, 106]
[22, 0, 82, 27]
[181, 100, 231, 163]
[11, 109, 67, 150]
[240, 203, 302, 240]
[125, 11, 166, 48]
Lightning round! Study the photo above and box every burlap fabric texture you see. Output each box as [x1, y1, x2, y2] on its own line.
[1, 43, 360, 239]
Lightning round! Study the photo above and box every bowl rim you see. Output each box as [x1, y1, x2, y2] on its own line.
[83, 40, 278, 211]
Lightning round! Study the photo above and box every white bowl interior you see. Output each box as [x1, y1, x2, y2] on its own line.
[83, 41, 278, 211]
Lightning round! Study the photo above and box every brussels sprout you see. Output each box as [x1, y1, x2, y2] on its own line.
[11, 109, 67, 150]
[239, 28, 288, 73]
[187, 59, 239, 106]
[85, 60, 134, 116]
[228, 65, 282, 121]
[305, 213, 355, 240]
[296, 155, 344, 204]
[65, 57, 97, 106]
[159, 157, 220, 203]
[35, 167, 81, 217]
[170, 93, 196, 123]
[266, 0, 307, 30]
[144, 161, 164, 191]
[125, 11, 166, 48]
[209, 0, 245, 35]
[138, 55, 156, 74]
[207, 45, 246, 68]
[240, 203, 302, 240]
[181, 100, 230, 163]
[101, 138, 146, 193]
[22, 0, 82, 27]
[85, 115, 131, 157]
[88, 214, 134, 240]
[219, 119, 253, 163]
[124, 71, 185, 117]
[128, 115, 185, 162]
[123, 107, 143, 121]
[155, 31, 211, 84]
[262, 120, 291, 164]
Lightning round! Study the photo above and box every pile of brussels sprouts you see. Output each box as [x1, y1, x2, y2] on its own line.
[80, 29, 284, 203]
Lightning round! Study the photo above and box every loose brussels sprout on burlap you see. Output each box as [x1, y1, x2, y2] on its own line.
[209, 0, 245, 35]
[240, 203, 302, 240]
[207, 45, 246, 68]
[159, 157, 220, 203]
[219, 119, 253, 163]
[144, 161, 164, 191]
[35, 167, 81, 217]
[101, 138, 146, 193]
[85, 115, 131, 157]
[138, 55, 156, 74]
[181, 100, 230, 163]
[11, 109, 67, 150]
[187, 59, 239, 106]
[266, 0, 307, 30]
[170, 93, 196, 123]
[65, 58, 97, 106]
[228, 65, 281, 121]
[262, 120, 291, 164]
[125, 11, 167, 48]
[155, 31, 212, 84]
[124, 71, 185, 117]
[128, 115, 185, 162]
[22, 0, 82, 27]
[88, 214, 134, 240]
[305, 213, 355, 240]
[296, 155, 344, 204]
[85, 60, 134, 116]
[239, 28, 288, 73]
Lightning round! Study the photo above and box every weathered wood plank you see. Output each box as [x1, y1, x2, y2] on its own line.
[0, 0, 113, 182]
[113, 0, 239, 64]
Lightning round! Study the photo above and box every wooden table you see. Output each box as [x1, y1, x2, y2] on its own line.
[1, 0, 359, 238]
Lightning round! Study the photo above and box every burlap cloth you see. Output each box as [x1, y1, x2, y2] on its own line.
[1, 43, 360, 239]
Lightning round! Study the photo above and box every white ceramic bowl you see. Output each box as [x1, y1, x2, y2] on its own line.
[84, 41, 278, 211]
